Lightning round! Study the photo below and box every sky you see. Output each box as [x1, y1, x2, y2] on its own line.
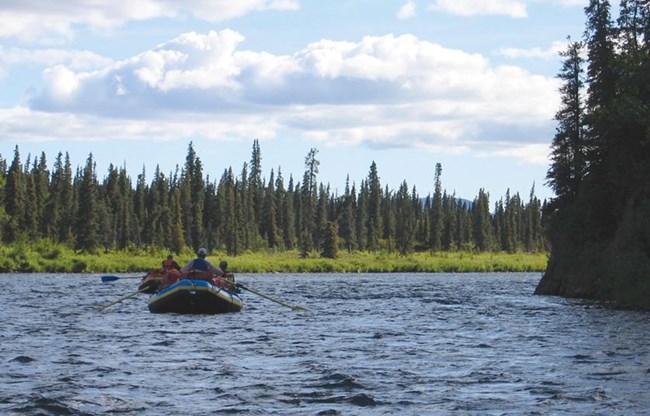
[0, 0, 589, 203]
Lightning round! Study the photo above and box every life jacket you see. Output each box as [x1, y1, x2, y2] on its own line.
[191, 257, 208, 271]
[161, 268, 181, 287]
[162, 259, 176, 269]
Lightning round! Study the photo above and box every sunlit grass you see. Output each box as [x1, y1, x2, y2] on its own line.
[0, 240, 548, 273]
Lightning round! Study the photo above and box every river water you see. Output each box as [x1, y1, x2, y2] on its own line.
[1, 272, 649, 415]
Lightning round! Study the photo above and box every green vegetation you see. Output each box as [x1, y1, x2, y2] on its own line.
[538, 0, 650, 309]
[0, 241, 547, 274]
[0, 138, 547, 265]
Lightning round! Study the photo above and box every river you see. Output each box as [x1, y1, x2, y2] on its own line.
[1, 273, 649, 415]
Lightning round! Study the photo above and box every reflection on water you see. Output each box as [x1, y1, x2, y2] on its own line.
[1, 273, 649, 415]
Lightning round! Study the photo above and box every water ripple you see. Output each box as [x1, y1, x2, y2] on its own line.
[1, 273, 650, 415]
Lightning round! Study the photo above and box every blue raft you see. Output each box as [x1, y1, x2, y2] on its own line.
[148, 279, 243, 314]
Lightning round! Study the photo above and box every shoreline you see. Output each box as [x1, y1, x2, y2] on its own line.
[0, 242, 548, 274]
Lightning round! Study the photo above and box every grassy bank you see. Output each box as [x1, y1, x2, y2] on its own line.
[0, 240, 548, 273]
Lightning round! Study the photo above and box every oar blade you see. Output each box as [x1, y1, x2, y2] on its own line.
[101, 275, 120, 283]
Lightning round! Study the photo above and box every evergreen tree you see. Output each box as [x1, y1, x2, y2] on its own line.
[430, 163, 443, 251]
[366, 162, 382, 250]
[239, 162, 259, 250]
[314, 183, 329, 250]
[320, 220, 339, 259]
[118, 167, 135, 249]
[102, 164, 120, 248]
[282, 175, 296, 249]
[133, 167, 147, 246]
[203, 176, 218, 249]
[262, 169, 280, 248]
[147, 166, 170, 249]
[170, 188, 186, 254]
[249, 139, 264, 235]
[57, 153, 75, 244]
[395, 181, 416, 255]
[382, 185, 396, 253]
[4, 146, 25, 243]
[299, 148, 319, 256]
[584, 0, 617, 170]
[547, 39, 588, 203]
[75, 154, 99, 252]
[472, 189, 493, 251]
[442, 192, 458, 251]
[524, 184, 543, 252]
[339, 176, 358, 253]
[34, 153, 50, 238]
[274, 168, 288, 250]
[355, 181, 368, 251]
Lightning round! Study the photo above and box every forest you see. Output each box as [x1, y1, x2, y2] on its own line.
[536, 0, 650, 308]
[0, 139, 547, 259]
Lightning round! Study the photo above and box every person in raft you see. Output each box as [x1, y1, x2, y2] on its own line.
[219, 260, 235, 283]
[162, 254, 181, 271]
[180, 248, 223, 280]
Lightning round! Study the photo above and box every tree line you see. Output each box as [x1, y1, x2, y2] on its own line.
[539, 0, 650, 304]
[0, 140, 547, 258]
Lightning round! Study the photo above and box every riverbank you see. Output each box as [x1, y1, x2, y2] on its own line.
[0, 241, 547, 273]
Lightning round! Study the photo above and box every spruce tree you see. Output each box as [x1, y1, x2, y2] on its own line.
[170, 188, 186, 254]
[4, 146, 26, 243]
[262, 170, 280, 248]
[430, 163, 443, 251]
[299, 148, 319, 256]
[75, 154, 99, 252]
[395, 181, 416, 255]
[472, 189, 493, 251]
[249, 139, 264, 235]
[320, 220, 339, 259]
[366, 162, 382, 251]
[282, 175, 296, 249]
[355, 181, 368, 251]
[382, 185, 396, 253]
[547, 39, 587, 202]
[339, 176, 358, 253]
[34, 153, 50, 238]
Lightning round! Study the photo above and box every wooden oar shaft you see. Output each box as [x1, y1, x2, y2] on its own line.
[236, 283, 306, 311]
[95, 287, 150, 312]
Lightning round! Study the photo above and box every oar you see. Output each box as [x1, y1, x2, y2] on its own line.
[94, 287, 150, 312]
[235, 282, 307, 311]
[101, 274, 147, 283]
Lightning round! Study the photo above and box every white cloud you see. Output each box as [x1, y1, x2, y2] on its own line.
[483, 143, 551, 165]
[397, 1, 417, 20]
[545, 0, 586, 6]
[0, 106, 279, 144]
[0, 46, 113, 72]
[496, 41, 567, 59]
[15, 31, 558, 164]
[429, 0, 527, 18]
[0, 0, 300, 43]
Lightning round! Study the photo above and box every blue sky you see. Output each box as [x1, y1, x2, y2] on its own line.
[0, 0, 588, 202]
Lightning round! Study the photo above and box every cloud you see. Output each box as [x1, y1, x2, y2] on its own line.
[496, 40, 568, 59]
[482, 143, 551, 165]
[429, 0, 527, 18]
[545, 0, 586, 6]
[0, 105, 280, 144]
[0, 0, 300, 43]
[15, 30, 558, 164]
[0, 46, 113, 79]
[397, 1, 417, 20]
